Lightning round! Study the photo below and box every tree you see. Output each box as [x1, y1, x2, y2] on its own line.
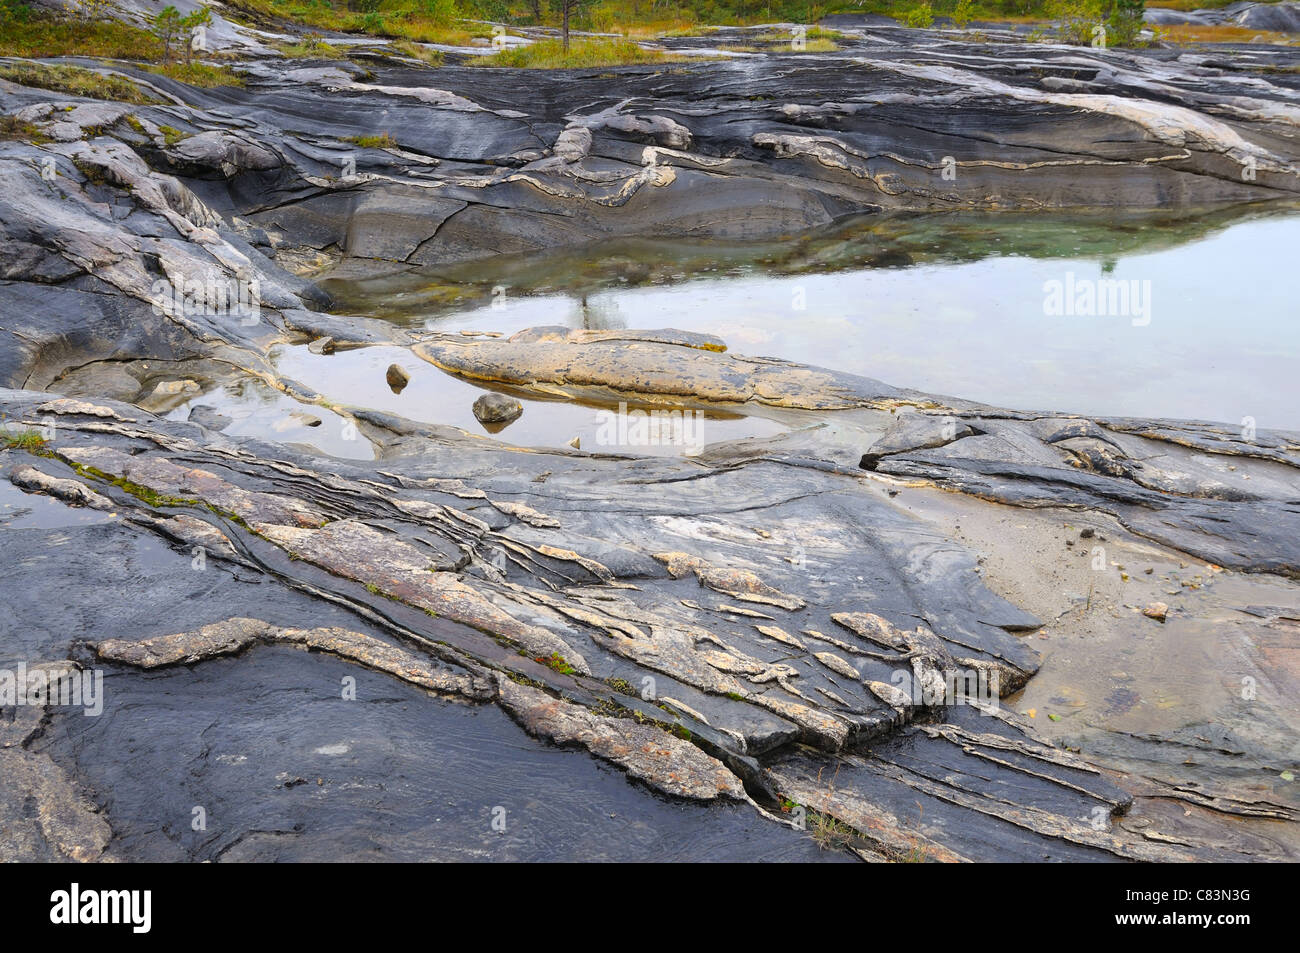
[556, 0, 588, 52]
[1107, 0, 1146, 45]
[181, 6, 213, 64]
[149, 6, 184, 63]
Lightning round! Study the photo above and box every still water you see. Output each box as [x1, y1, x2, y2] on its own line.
[324, 204, 1300, 432]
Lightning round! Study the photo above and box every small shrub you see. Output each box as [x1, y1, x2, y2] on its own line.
[1107, 0, 1146, 46]
[1046, 0, 1105, 45]
[902, 2, 935, 28]
[414, 0, 457, 26]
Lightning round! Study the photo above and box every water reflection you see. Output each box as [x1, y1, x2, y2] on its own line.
[322, 204, 1300, 428]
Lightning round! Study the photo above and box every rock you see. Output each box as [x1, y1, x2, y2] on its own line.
[1142, 602, 1169, 622]
[386, 364, 410, 394]
[188, 405, 232, 431]
[472, 392, 523, 425]
[307, 337, 335, 355]
[9, 464, 112, 510]
[35, 398, 121, 419]
[138, 379, 200, 413]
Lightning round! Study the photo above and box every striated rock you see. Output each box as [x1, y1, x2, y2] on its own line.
[95, 617, 495, 701]
[498, 679, 744, 801]
[9, 464, 112, 510]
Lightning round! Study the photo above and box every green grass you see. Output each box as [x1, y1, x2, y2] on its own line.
[0, 429, 47, 452]
[0, 16, 162, 59]
[0, 62, 160, 103]
[0, 113, 49, 143]
[261, 0, 491, 45]
[344, 132, 398, 148]
[145, 62, 245, 88]
[385, 38, 444, 65]
[809, 809, 857, 851]
[1146, 0, 1255, 8]
[276, 35, 343, 57]
[472, 37, 684, 69]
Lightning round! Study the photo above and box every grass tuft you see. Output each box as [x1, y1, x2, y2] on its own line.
[144, 62, 245, 88]
[0, 62, 160, 103]
[277, 35, 343, 58]
[344, 131, 398, 148]
[472, 37, 684, 69]
[0, 113, 50, 143]
[1, 429, 47, 452]
[385, 38, 444, 65]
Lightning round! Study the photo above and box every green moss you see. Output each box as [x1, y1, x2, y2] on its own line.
[505, 670, 547, 689]
[605, 676, 636, 696]
[65, 461, 198, 507]
[158, 124, 188, 146]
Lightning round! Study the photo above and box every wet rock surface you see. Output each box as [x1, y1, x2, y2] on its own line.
[3, 341, 1296, 859]
[1, 12, 1297, 862]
